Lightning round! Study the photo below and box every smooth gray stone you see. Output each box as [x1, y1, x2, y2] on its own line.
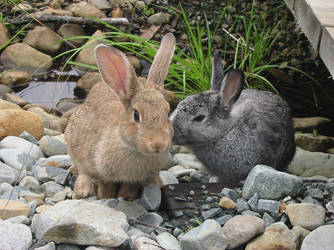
[202, 207, 222, 220]
[0, 161, 22, 185]
[139, 184, 161, 212]
[263, 212, 276, 227]
[0, 136, 44, 160]
[243, 165, 304, 200]
[19, 131, 39, 145]
[31, 200, 129, 247]
[0, 148, 35, 171]
[180, 219, 227, 250]
[301, 225, 334, 250]
[258, 199, 280, 214]
[236, 198, 250, 213]
[221, 188, 239, 201]
[156, 232, 182, 250]
[0, 220, 32, 250]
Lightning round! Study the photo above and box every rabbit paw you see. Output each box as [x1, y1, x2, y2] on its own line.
[74, 174, 96, 198]
[97, 182, 117, 199]
[117, 183, 141, 201]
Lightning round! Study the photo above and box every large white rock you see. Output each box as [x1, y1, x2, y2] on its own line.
[0, 220, 32, 250]
[31, 200, 129, 247]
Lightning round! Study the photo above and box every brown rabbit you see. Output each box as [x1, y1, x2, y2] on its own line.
[65, 33, 176, 200]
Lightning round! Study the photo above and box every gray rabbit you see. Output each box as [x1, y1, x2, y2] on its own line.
[170, 50, 296, 184]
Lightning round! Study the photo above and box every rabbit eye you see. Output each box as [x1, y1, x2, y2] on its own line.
[133, 109, 140, 122]
[193, 115, 205, 122]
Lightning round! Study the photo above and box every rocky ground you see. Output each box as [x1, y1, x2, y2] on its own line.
[0, 112, 333, 249]
[0, 0, 334, 250]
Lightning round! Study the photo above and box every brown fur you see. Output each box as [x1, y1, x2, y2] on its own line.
[65, 33, 176, 200]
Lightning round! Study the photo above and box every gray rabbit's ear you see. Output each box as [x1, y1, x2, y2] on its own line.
[147, 33, 176, 87]
[220, 69, 244, 111]
[94, 44, 138, 107]
[210, 50, 225, 92]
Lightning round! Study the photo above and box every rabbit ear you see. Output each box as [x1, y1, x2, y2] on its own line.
[147, 33, 176, 87]
[95, 44, 137, 105]
[220, 69, 244, 111]
[210, 50, 225, 92]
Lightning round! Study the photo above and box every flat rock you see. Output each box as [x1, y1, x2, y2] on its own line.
[67, 2, 106, 18]
[31, 200, 129, 247]
[0, 220, 32, 250]
[180, 219, 227, 250]
[222, 215, 265, 249]
[286, 203, 326, 230]
[0, 199, 30, 219]
[0, 43, 53, 73]
[0, 136, 44, 160]
[0, 148, 35, 171]
[246, 222, 298, 250]
[168, 165, 196, 177]
[6, 214, 30, 225]
[0, 109, 44, 140]
[287, 147, 334, 177]
[173, 153, 205, 170]
[138, 184, 161, 211]
[293, 117, 331, 132]
[0, 70, 30, 87]
[0, 161, 22, 185]
[301, 224, 334, 250]
[57, 24, 87, 46]
[159, 170, 179, 185]
[242, 165, 304, 200]
[23, 26, 62, 54]
[36, 155, 71, 168]
[295, 133, 334, 152]
[39, 135, 67, 156]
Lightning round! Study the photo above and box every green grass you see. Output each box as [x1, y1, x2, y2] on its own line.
[28, 0, 320, 103]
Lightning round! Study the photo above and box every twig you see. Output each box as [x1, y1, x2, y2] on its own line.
[222, 27, 255, 52]
[6, 15, 129, 26]
[128, 218, 171, 233]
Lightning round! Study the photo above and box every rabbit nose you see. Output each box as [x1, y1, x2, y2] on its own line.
[149, 140, 168, 154]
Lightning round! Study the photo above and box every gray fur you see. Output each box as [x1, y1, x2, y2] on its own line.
[170, 55, 296, 184]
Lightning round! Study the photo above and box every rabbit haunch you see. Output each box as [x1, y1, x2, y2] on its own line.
[65, 33, 175, 200]
[171, 50, 295, 184]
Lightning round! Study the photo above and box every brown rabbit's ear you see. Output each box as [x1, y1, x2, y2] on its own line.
[95, 44, 137, 105]
[220, 69, 244, 111]
[147, 33, 176, 87]
[210, 50, 225, 92]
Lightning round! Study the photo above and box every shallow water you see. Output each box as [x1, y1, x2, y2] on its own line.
[14, 69, 79, 108]
[15, 81, 76, 108]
